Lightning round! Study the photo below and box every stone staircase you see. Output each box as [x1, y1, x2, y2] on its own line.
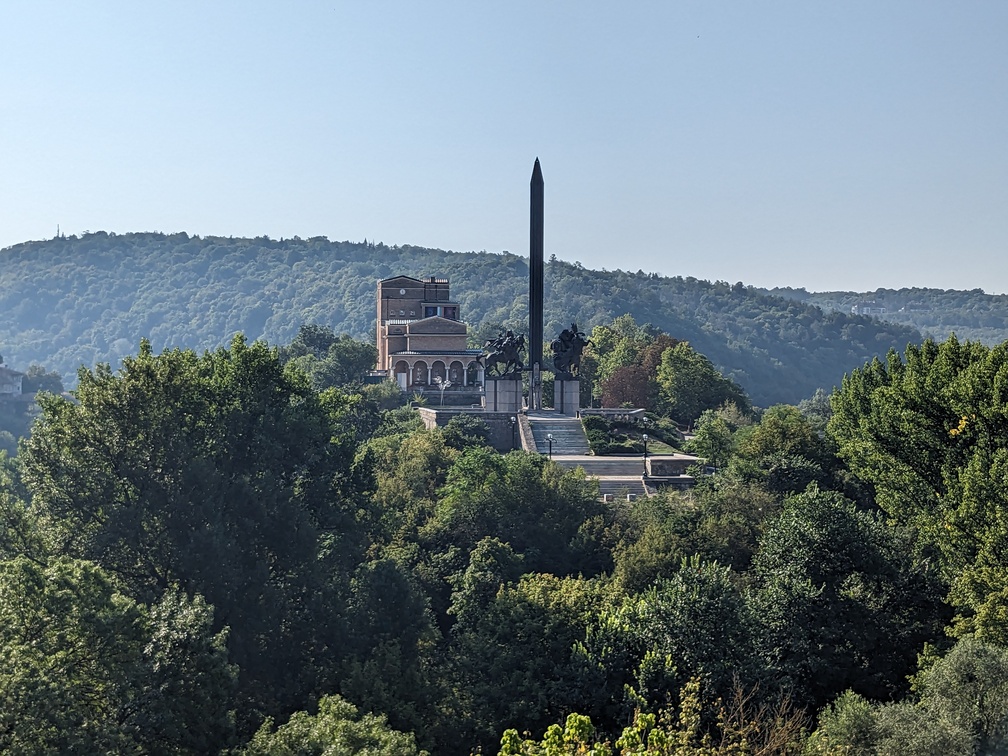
[561, 457, 648, 499]
[524, 413, 649, 499]
[527, 413, 590, 455]
[594, 476, 648, 499]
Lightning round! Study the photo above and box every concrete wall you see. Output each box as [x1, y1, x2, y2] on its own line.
[408, 332, 467, 351]
[648, 454, 699, 476]
[415, 407, 522, 452]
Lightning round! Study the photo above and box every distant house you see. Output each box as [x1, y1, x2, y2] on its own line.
[851, 301, 887, 316]
[0, 366, 24, 397]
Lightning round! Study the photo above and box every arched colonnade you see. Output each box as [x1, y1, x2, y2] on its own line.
[392, 358, 484, 391]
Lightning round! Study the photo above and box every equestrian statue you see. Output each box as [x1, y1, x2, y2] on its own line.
[550, 322, 590, 379]
[480, 329, 526, 378]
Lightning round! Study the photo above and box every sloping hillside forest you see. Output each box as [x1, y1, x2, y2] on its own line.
[0, 230, 955, 407]
[3, 316, 1008, 754]
[765, 286, 1008, 346]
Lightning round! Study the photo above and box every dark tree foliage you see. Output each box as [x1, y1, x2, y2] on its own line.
[278, 323, 378, 390]
[583, 556, 759, 722]
[810, 638, 1008, 755]
[749, 487, 949, 710]
[441, 414, 491, 451]
[600, 364, 655, 408]
[0, 557, 236, 755]
[443, 565, 613, 754]
[0, 363, 63, 456]
[21, 364, 64, 394]
[727, 404, 835, 496]
[427, 447, 608, 578]
[18, 336, 374, 725]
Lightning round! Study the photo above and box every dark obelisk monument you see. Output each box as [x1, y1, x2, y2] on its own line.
[529, 158, 544, 411]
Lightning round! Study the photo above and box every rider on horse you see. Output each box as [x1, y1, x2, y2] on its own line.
[551, 322, 590, 378]
[481, 330, 525, 377]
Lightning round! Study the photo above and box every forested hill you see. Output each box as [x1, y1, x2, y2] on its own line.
[1, 231, 922, 406]
[764, 286, 1008, 346]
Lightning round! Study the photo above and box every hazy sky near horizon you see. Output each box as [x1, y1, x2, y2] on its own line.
[2, 2, 1006, 293]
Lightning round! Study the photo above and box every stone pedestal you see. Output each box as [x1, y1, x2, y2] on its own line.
[483, 377, 522, 414]
[554, 379, 580, 416]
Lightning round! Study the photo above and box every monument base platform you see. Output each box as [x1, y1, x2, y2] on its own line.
[483, 377, 523, 413]
[554, 379, 580, 416]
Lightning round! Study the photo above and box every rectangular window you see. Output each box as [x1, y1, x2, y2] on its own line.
[425, 306, 437, 317]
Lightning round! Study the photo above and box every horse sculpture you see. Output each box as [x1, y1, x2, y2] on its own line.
[480, 331, 525, 378]
[551, 323, 590, 378]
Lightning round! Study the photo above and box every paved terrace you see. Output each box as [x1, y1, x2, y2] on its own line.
[524, 411, 697, 498]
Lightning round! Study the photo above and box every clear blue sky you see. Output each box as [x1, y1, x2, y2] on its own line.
[3, 1, 1006, 293]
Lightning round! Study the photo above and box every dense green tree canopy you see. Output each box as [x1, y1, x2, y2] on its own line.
[750, 487, 948, 709]
[21, 364, 64, 395]
[0, 324, 1003, 755]
[429, 447, 606, 577]
[244, 694, 425, 756]
[829, 337, 1008, 640]
[655, 342, 749, 424]
[810, 638, 1008, 755]
[279, 323, 378, 389]
[0, 556, 236, 755]
[446, 570, 612, 753]
[580, 315, 748, 423]
[770, 284, 1008, 346]
[18, 336, 374, 719]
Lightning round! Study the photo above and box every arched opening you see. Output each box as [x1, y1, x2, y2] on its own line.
[412, 361, 429, 386]
[466, 360, 482, 386]
[431, 360, 447, 386]
[394, 360, 409, 391]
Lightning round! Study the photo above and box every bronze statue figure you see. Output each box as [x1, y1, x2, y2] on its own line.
[551, 322, 590, 379]
[481, 329, 526, 378]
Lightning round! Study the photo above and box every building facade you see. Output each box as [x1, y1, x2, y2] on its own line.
[375, 275, 484, 391]
[0, 366, 23, 397]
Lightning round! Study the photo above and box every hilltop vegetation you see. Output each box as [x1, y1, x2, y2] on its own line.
[0, 231, 932, 406]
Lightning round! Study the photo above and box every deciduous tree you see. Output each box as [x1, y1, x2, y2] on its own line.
[244, 694, 424, 756]
[19, 336, 372, 720]
[829, 337, 1008, 640]
[750, 487, 948, 709]
[0, 556, 236, 755]
[656, 343, 749, 425]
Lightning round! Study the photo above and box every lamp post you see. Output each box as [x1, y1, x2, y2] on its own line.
[642, 433, 649, 477]
[547, 432, 554, 460]
[433, 375, 452, 406]
[509, 416, 517, 450]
